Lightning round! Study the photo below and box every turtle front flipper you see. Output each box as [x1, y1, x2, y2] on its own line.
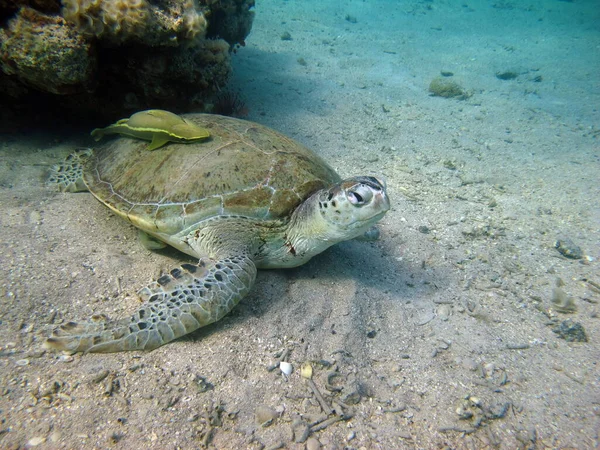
[44, 255, 257, 353]
[48, 148, 93, 193]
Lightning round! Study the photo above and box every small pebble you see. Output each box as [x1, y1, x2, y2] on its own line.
[437, 304, 451, 321]
[26, 437, 46, 446]
[488, 402, 510, 419]
[469, 396, 482, 407]
[91, 370, 110, 384]
[496, 70, 518, 80]
[416, 310, 435, 326]
[255, 405, 278, 427]
[461, 358, 479, 371]
[292, 418, 310, 443]
[482, 363, 495, 378]
[551, 287, 577, 313]
[58, 355, 74, 363]
[15, 359, 30, 366]
[418, 225, 430, 234]
[306, 437, 321, 450]
[555, 238, 583, 259]
[553, 320, 588, 342]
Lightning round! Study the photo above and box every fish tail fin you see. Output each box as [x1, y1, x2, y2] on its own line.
[90, 128, 104, 141]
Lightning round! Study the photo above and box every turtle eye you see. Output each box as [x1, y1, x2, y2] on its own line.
[347, 184, 373, 206]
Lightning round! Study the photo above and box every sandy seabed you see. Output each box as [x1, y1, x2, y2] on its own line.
[1, 0, 599, 448]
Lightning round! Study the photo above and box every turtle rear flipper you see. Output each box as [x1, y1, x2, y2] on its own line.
[48, 148, 93, 193]
[44, 255, 257, 353]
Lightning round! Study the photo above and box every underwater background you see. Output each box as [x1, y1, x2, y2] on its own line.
[0, 0, 599, 448]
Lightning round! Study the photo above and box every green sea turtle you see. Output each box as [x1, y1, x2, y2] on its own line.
[91, 109, 211, 150]
[45, 114, 390, 353]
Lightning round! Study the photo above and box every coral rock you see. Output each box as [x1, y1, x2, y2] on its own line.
[61, 0, 209, 45]
[0, 0, 255, 125]
[0, 7, 96, 94]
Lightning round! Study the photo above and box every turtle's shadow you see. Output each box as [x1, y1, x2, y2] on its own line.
[165, 232, 444, 345]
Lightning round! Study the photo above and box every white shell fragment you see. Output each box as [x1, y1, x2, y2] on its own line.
[279, 361, 293, 376]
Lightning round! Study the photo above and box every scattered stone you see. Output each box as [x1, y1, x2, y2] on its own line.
[443, 159, 457, 169]
[455, 395, 510, 428]
[555, 238, 583, 259]
[306, 436, 322, 450]
[462, 223, 497, 239]
[499, 370, 509, 386]
[15, 358, 29, 366]
[428, 77, 470, 99]
[345, 14, 357, 23]
[194, 375, 213, 393]
[26, 436, 46, 446]
[482, 363, 495, 378]
[456, 396, 480, 420]
[440, 70, 454, 77]
[488, 402, 510, 419]
[280, 31, 292, 41]
[460, 358, 479, 371]
[552, 320, 588, 342]
[437, 304, 452, 321]
[255, 405, 278, 427]
[551, 285, 577, 313]
[91, 369, 110, 383]
[506, 343, 530, 350]
[291, 417, 310, 443]
[342, 390, 361, 405]
[496, 70, 518, 80]
[58, 354, 74, 363]
[416, 310, 435, 326]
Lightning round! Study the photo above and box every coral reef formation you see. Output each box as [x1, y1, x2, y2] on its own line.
[0, 0, 255, 127]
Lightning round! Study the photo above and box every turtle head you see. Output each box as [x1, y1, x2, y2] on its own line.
[317, 176, 390, 239]
[276, 176, 390, 268]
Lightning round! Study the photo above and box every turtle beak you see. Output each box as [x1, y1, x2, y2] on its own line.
[375, 188, 390, 213]
[370, 176, 390, 213]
